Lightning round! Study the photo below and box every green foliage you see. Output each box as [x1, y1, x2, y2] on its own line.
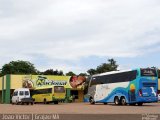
[66, 71, 76, 76]
[1, 60, 37, 75]
[87, 58, 118, 75]
[58, 70, 64, 76]
[87, 69, 97, 76]
[0, 58, 119, 77]
[79, 73, 87, 76]
[43, 69, 64, 75]
[0, 69, 2, 77]
[43, 69, 54, 75]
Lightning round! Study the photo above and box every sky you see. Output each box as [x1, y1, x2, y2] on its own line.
[0, 0, 160, 74]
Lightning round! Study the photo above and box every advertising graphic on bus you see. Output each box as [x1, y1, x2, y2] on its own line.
[87, 68, 158, 106]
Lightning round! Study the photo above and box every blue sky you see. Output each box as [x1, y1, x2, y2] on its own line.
[0, 0, 160, 74]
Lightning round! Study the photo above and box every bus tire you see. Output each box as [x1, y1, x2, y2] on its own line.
[44, 99, 47, 104]
[114, 97, 120, 105]
[46, 102, 49, 104]
[54, 101, 58, 104]
[120, 97, 127, 105]
[137, 103, 143, 106]
[104, 102, 107, 105]
[89, 97, 95, 105]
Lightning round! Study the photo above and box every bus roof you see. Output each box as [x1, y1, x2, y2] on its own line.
[92, 69, 133, 77]
[92, 67, 157, 77]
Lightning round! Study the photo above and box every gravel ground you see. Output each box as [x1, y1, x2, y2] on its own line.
[0, 103, 160, 114]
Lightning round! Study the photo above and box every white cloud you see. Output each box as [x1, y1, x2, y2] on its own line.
[0, 0, 160, 73]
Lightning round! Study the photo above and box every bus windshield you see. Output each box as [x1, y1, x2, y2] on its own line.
[54, 86, 65, 93]
[141, 68, 157, 77]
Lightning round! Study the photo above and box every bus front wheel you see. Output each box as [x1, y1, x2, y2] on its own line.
[114, 97, 120, 105]
[44, 99, 47, 104]
[54, 101, 58, 104]
[89, 97, 95, 105]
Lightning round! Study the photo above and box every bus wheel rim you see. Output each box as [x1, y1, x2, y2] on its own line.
[122, 98, 126, 105]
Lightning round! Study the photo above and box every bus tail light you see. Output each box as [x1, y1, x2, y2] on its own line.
[139, 89, 142, 96]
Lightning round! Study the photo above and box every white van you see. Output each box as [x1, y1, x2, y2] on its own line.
[12, 88, 33, 105]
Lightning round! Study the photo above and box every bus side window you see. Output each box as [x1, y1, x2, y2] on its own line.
[48, 88, 52, 93]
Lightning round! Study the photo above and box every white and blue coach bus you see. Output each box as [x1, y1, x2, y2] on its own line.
[87, 68, 158, 106]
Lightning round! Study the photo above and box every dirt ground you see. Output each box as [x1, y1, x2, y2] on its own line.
[0, 102, 160, 114]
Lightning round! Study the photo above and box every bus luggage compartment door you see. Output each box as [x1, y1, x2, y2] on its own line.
[129, 91, 136, 102]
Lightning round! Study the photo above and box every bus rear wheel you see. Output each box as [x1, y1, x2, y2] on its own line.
[120, 97, 127, 105]
[114, 97, 120, 105]
[89, 97, 95, 105]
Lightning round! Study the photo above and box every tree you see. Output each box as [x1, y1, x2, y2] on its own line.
[1, 60, 37, 75]
[79, 73, 88, 76]
[53, 69, 59, 75]
[0, 69, 2, 77]
[36, 70, 43, 75]
[158, 69, 160, 78]
[108, 58, 118, 70]
[43, 69, 54, 75]
[96, 58, 118, 74]
[58, 70, 64, 76]
[66, 71, 76, 76]
[87, 69, 97, 76]
[87, 58, 118, 75]
[43, 69, 64, 75]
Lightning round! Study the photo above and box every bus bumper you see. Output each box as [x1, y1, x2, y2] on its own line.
[137, 97, 158, 103]
[52, 97, 65, 102]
